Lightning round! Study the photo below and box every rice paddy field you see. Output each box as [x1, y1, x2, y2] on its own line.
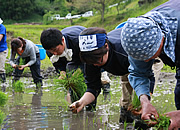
[0, 71, 176, 129]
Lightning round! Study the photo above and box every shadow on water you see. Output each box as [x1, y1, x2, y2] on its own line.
[0, 73, 176, 130]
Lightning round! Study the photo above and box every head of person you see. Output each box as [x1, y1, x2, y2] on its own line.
[0, 18, 3, 24]
[79, 27, 109, 66]
[121, 17, 164, 62]
[11, 37, 26, 53]
[40, 28, 65, 55]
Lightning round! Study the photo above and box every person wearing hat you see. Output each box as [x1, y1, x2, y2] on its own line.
[69, 27, 161, 127]
[40, 26, 111, 110]
[121, 0, 180, 129]
[0, 18, 8, 89]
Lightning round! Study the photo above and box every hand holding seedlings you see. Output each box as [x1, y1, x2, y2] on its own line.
[12, 64, 17, 68]
[69, 101, 81, 113]
[140, 95, 159, 126]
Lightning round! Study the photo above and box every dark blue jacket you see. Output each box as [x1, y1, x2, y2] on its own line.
[47, 26, 86, 73]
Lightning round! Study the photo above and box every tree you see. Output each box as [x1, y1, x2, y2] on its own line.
[0, 0, 35, 20]
[73, 0, 93, 13]
[110, 0, 125, 15]
[92, 0, 109, 22]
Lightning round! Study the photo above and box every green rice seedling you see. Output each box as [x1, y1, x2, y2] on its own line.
[128, 92, 141, 116]
[153, 114, 170, 130]
[53, 68, 87, 103]
[131, 92, 141, 109]
[124, 121, 128, 130]
[0, 91, 8, 106]
[12, 80, 25, 93]
[5, 63, 14, 75]
[0, 110, 5, 125]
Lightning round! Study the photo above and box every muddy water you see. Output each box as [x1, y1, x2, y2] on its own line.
[1, 77, 120, 130]
[0, 73, 177, 130]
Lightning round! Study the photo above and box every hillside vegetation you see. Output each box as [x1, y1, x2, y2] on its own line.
[48, 0, 168, 32]
[5, 0, 170, 71]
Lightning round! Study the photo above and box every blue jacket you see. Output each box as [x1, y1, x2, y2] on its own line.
[0, 24, 7, 52]
[128, 0, 180, 98]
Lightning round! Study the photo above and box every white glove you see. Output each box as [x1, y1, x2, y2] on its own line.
[101, 71, 111, 84]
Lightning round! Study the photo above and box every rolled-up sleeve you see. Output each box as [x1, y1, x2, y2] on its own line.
[128, 56, 154, 98]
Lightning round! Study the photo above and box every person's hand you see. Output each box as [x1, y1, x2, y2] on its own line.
[58, 71, 66, 79]
[69, 101, 84, 113]
[18, 65, 26, 70]
[12, 64, 17, 68]
[140, 95, 159, 126]
[165, 110, 180, 130]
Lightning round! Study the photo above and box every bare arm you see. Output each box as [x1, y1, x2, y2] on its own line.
[0, 34, 3, 41]
[165, 110, 180, 130]
[69, 92, 95, 113]
[140, 94, 159, 125]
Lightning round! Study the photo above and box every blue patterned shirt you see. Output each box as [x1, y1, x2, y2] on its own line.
[128, 5, 179, 98]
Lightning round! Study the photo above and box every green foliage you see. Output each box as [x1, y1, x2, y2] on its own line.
[154, 114, 170, 129]
[13, 80, 25, 93]
[43, 11, 54, 25]
[0, 91, 8, 107]
[53, 68, 87, 102]
[0, 0, 35, 20]
[0, 110, 5, 125]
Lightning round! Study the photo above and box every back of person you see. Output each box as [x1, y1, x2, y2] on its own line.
[62, 26, 86, 64]
[106, 28, 129, 76]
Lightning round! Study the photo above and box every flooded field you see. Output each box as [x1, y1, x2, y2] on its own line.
[0, 72, 176, 130]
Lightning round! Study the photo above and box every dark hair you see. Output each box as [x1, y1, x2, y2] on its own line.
[11, 37, 26, 54]
[40, 28, 63, 50]
[79, 27, 109, 64]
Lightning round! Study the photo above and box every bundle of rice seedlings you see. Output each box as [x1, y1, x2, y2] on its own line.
[12, 80, 25, 93]
[154, 114, 170, 130]
[53, 68, 87, 103]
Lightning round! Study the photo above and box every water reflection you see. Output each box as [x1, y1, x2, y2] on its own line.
[1, 74, 175, 130]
